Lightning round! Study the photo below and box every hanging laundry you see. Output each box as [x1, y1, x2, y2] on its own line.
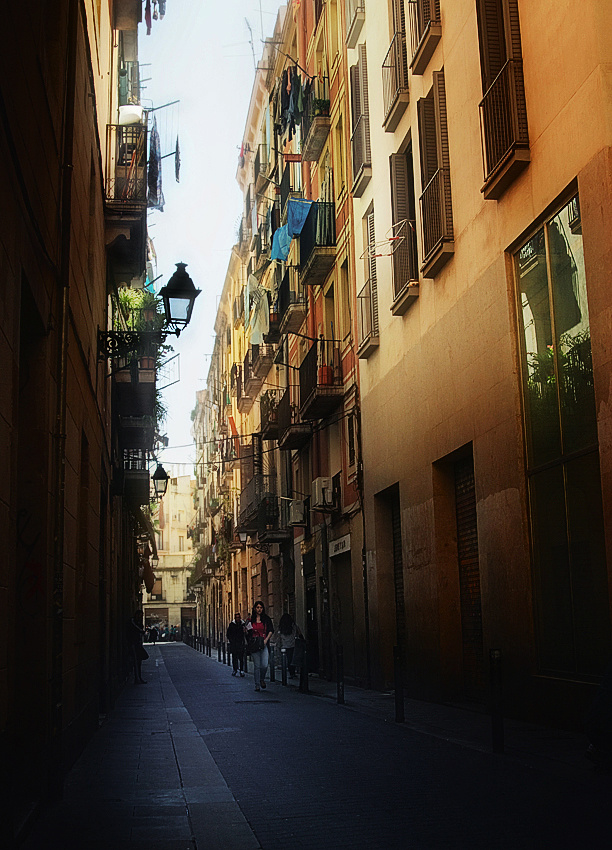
[147, 117, 164, 211]
[174, 135, 180, 182]
[145, 0, 152, 34]
[159, 1, 166, 18]
[153, 1, 159, 20]
[271, 225, 291, 262]
[287, 198, 314, 237]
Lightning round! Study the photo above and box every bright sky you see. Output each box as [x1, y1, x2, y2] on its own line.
[138, 0, 282, 474]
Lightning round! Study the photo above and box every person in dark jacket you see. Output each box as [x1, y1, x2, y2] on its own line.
[246, 601, 274, 692]
[227, 612, 246, 677]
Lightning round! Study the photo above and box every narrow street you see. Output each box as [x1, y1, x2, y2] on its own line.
[22, 643, 609, 850]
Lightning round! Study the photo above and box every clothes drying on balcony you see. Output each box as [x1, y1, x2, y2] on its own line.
[271, 224, 291, 261]
[249, 285, 271, 345]
[148, 117, 164, 211]
[287, 198, 314, 237]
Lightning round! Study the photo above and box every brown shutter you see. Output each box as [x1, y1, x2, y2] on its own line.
[475, 0, 507, 92]
[417, 95, 438, 187]
[350, 63, 361, 133]
[367, 210, 379, 336]
[433, 68, 453, 240]
[392, 0, 406, 34]
[389, 153, 412, 296]
[359, 45, 371, 166]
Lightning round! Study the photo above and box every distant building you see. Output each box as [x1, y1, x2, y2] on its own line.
[144, 474, 197, 636]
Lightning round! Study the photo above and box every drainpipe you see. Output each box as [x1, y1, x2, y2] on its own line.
[50, 0, 79, 799]
[355, 399, 371, 688]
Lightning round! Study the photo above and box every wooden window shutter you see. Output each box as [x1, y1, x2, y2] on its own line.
[433, 68, 453, 240]
[475, 0, 507, 92]
[358, 45, 371, 165]
[389, 153, 412, 296]
[350, 63, 361, 134]
[417, 94, 438, 188]
[367, 210, 379, 336]
[392, 0, 406, 35]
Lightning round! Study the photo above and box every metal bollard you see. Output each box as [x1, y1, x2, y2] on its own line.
[222, 641, 226, 664]
[393, 646, 405, 723]
[490, 649, 504, 754]
[299, 645, 309, 693]
[337, 645, 345, 705]
[269, 646, 275, 682]
[207, 637, 211, 657]
[281, 649, 287, 686]
[217, 637, 222, 662]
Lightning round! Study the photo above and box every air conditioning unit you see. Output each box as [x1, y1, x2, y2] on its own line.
[311, 477, 335, 510]
[288, 499, 307, 526]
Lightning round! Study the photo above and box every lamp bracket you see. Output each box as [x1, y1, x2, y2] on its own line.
[97, 328, 179, 362]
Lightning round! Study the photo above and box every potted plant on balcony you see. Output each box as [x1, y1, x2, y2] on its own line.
[313, 98, 330, 117]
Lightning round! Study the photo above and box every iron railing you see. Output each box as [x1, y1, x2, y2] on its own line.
[301, 80, 330, 149]
[299, 338, 342, 402]
[254, 143, 268, 181]
[239, 474, 277, 527]
[346, 0, 365, 38]
[299, 202, 336, 270]
[391, 219, 419, 297]
[419, 168, 453, 261]
[382, 32, 409, 124]
[105, 124, 147, 206]
[118, 61, 140, 105]
[479, 59, 529, 181]
[351, 112, 371, 181]
[407, 0, 441, 59]
[278, 266, 307, 319]
[357, 278, 378, 346]
[260, 389, 283, 435]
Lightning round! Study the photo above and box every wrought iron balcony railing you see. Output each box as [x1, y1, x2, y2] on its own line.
[420, 168, 453, 262]
[260, 388, 283, 439]
[351, 113, 371, 183]
[299, 338, 343, 419]
[345, 0, 365, 48]
[407, 0, 441, 73]
[357, 278, 378, 352]
[382, 32, 409, 127]
[105, 124, 147, 208]
[299, 202, 336, 286]
[479, 59, 529, 185]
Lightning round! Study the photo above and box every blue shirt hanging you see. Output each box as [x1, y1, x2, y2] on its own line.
[287, 198, 314, 238]
[271, 224, 291, 261]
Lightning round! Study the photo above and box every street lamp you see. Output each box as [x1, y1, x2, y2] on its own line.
[97, 262, 201, 361]
[152, 463, 169, 497]
[158, 262, 201, 334]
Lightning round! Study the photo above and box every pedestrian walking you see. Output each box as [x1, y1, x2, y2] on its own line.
[227, 612, 247, 677]
[275, 613, 303, 678]
[246, 601, 274, 692]
[126, 609, 148, 684]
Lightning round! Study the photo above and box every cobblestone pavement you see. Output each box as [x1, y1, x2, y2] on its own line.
[22, 643, 610, 849]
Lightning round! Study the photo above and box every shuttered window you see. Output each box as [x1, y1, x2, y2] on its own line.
[357, 209, 379, 351]
[476, 0, 529, 194]
[350, 45, 371, 184]
[389, 151, 418, 299]
[417, 68, 454, 269]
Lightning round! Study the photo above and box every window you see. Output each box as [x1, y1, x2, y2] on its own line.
[179, 536, 185, 552]
[382, 0, 409, 131]
[417, 68, 454, 277]
[407, 0, 442, 75]
[347, 412, 356, 468]
[357, 208, 379, 356]
[515, 195, 609, 678]
[476, 0, 529, 199]
[350, 45, 371, 197]
[389, 146, 419, 313]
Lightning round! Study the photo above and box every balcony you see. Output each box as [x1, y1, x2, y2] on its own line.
[280, 166, 301, 216]
[391, 219, 420, 314]
[420, 167, 454, 277]
[299, 202, 336, 287]
[278, 388, 312, 450]
[123, 448, 150, 506]
[263, 305, 281, 344]
[118, 61, 141, 106]
[105, 124, 147, 211]
[357, 278, 379, 358]
[279, 266, 308, 334]
[254, 144, 269, 193]
[299, 339, 343, 420]
[257, 495, 292, 544]
[301, 86, 331, 162]
[113, 360, 156, 418]
[351, 113, 372, 197]
[260, 389, 283, 439]
[479, 60, 530, 200]
[118, 415, 155, 450]
[243, 347, 264, 397]
[236, 365, 254, 414]
[252, 343, 275, 379]
[346, 0, 365, 48]
[382, 32, 409, 132]
[408, 0, 442, 76]
[238, 473, 276, 532]
[233, 293, 244, 328]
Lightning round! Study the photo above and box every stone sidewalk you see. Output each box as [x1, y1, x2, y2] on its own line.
[21, 642, 610, 849]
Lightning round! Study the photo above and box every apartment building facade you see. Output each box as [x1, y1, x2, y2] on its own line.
[1, 2, 170, 838]
[192, 2, 369, 683]
[350, 0, 612, 727]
